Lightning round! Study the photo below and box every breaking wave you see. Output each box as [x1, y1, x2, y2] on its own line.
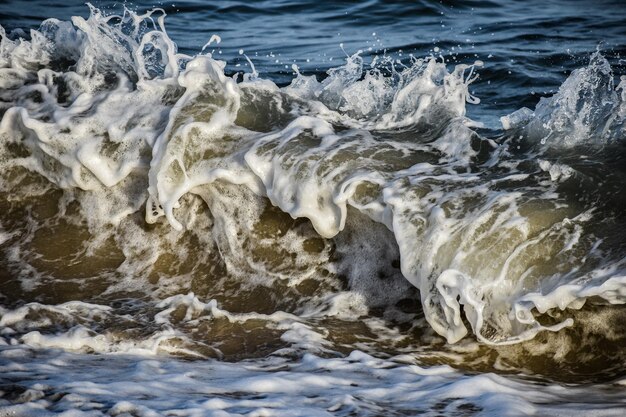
[1, 4, 626, 355]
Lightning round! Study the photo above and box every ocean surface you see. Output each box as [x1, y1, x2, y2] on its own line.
[1, 1, 626, 415]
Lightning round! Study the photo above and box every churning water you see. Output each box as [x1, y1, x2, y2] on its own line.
[1, 1, 626, 415]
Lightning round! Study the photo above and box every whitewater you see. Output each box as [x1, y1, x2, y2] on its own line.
[1, 2, 626, 416]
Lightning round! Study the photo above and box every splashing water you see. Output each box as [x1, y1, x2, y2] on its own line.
[1, 3, 626, 416]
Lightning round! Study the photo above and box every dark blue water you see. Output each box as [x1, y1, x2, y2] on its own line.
[1, 0, 625, 126]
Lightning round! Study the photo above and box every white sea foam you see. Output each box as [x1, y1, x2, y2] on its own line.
[1, 4, 625, 351]
[0, 343, 624, 416]
[502, 52, 626, 147]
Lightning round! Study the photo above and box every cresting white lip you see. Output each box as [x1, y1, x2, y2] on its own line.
[0, 3, 625, 353]
[1, 3, 626, 416]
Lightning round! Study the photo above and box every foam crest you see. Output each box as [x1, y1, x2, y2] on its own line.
[285, 53, 482, 129]
[502, 52, 625, 147]
[1, 4, 626, 351]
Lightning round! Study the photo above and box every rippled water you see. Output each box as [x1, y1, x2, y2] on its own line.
[1, 1, 626, 416]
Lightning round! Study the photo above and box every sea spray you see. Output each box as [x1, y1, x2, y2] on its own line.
[1, 3, 626, 364]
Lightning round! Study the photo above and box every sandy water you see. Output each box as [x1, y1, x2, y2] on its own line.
[1, 1, 626, 415]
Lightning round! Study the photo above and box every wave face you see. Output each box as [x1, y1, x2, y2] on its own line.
[1, 2, 626, 416]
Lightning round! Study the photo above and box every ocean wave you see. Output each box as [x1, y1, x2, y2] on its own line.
[501, 51, 626, 147]
[1, 4, 626, 350]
